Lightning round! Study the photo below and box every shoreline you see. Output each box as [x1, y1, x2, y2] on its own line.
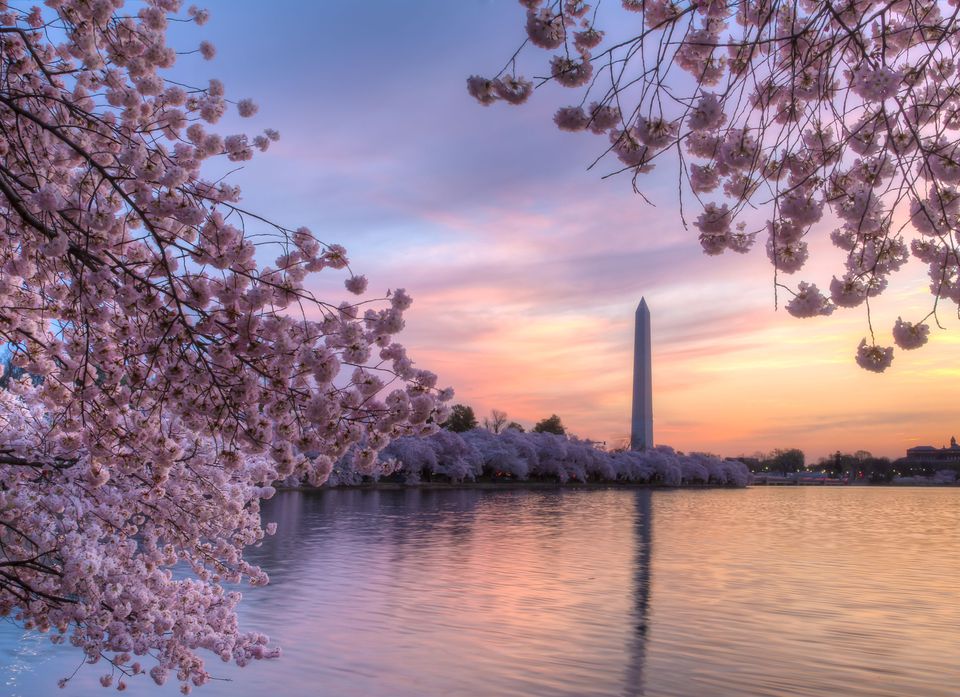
[277, 480, 960, 492]
[279, 480, 715, 492]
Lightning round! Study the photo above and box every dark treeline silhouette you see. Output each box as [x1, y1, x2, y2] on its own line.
[810, 451, 893, 482]
[442, 404, 479, 432]
[737, 448, 805, 474]
[533, 414, 565, 435]
[443, 404, 560, 436]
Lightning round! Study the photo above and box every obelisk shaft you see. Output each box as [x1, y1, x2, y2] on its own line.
[631, 298, 653, 451]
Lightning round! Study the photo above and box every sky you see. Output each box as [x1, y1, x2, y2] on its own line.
[175, 0, 960, 461]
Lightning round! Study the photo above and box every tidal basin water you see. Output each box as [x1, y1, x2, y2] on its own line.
[2, 487, 959, 697]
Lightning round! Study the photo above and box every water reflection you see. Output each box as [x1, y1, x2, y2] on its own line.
[247, 488, 648, 697]
[1, 487, 958, 697]
[625, 490, 651, 697]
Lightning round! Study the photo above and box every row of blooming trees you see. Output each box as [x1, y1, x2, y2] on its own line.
[471, 0, 960, 371]
[0, 0, 448, 692]
[326, 428, 750, 488]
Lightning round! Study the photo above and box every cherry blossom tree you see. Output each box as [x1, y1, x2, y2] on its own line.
[375, 428, 750, 486]
[470, 0, 960, 372]
[0, 0, 449, 691]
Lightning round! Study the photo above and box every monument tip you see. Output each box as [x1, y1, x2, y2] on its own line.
[637, 297, 649, 313]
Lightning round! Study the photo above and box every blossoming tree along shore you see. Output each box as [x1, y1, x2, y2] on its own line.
[338, 428, 751, 488]
[0, 0, 449, 692]
[470, 0, 960, 372]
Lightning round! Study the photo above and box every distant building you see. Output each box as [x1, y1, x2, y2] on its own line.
[894, 437, 960, 481]
[906, 436, 960, 464]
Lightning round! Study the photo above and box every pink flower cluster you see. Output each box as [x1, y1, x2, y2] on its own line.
[0, 1, 450, 691]
[329, 429, 751, 488]
[471, 0, 960, 372]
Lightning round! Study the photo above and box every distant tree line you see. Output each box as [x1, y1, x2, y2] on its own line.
[441, 404, 565, 436]
[810, 451, 893, 482]
[738, 448, 805, 474]
[442, 409, 955, 485]
[740, 448, 956, 483]
[810, 450, 958, 482]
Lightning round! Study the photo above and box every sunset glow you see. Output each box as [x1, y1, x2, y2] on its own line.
[195, 0, 958, 461]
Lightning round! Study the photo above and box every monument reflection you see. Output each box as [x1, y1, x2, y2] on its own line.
[624, 490, 652, 696]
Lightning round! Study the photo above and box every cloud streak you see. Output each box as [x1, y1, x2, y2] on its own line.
[191, 0, 960, 460]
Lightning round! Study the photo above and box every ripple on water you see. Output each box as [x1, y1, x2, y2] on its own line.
[0, 487, 958, 697]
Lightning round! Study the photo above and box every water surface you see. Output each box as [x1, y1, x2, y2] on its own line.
[2, 487, 958, 696]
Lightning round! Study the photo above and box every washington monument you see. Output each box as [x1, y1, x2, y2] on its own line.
[631, 298, 653, 451]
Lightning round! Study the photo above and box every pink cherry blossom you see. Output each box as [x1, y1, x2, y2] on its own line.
[345, 274, 369, 295]
[362, 429, 751, 488]
[635, 116, 679, 149]
[237, 98, 259, 117]
[493, 76, 533, 104]
[699, 232, 728, 256]
[850, 64, 902, 102]
[574, 27, 604, 52]
[525, 8, 566, 49]
[466, 76, 497, 105]
[829, 275, 868, 308]
[687, 93, 725, 131]
[550, 53, 593, 87]
[690, 164, 720, 193]
[471, 0, 960, 369]
[855, 339, 894, 373]
[609, 128, 653, 170]
[554, 105, 590, 131]
[766, 238, 808, 274]
[892, 318, 930, 350]
[0, 2, 450, 692]
[785, 282, 834, 318]
[695, 202, 731, 235]
[586, 102, 620, 133]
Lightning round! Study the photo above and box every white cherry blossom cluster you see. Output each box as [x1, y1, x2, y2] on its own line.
[330, 429, 751, 488]
[0, 0, 449, 691]
[472, 0, 960, 371]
